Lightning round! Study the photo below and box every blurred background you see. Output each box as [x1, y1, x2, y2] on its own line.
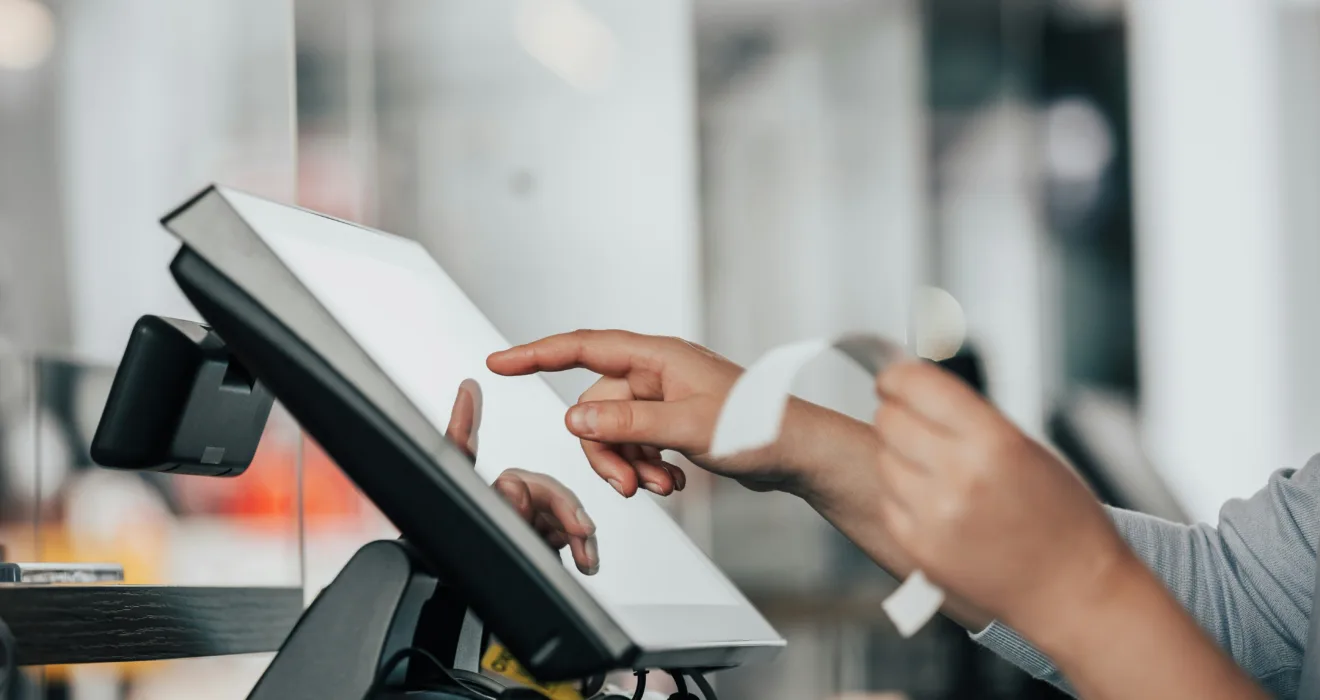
[3, 0, 1320, 698]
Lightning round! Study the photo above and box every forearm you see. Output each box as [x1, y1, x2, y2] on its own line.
[780, 400, 1273, 699]
[1029, 556, 1266, 700]
[780, 399, 994, 630]
[976, 475, 1315, 696]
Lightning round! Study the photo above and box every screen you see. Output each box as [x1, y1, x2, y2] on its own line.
[220, 191, 752, 631]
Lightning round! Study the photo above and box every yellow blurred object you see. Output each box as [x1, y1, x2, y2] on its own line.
[481, 642, 583, 700]
[43, 525, 164, 585]
[37, 523, 167, 682]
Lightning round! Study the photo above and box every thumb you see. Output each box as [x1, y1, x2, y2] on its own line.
[566, 397, 714, 453]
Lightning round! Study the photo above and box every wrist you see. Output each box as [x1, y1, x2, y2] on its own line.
[1011, 545, 1150, 664]
[1018, 549, 1265, 698]
[776, 398, 879, 503]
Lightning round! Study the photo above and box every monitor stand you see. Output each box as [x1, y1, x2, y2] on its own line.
[90, 316, 589, 699]
[246, 539, 493, 700]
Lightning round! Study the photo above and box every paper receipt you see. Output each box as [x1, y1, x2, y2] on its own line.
[708, 333, 946, 638]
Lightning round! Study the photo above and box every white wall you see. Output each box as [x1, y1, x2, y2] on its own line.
[59, 0, 296, 364]
[698, 1, 926, 591]
[701, 1, 926, 406]
[936, 101, 1052, 437]
[1279, 6, 1320, 498]
[1128, 0, 1291, 522]
[381, 0, 702, 401]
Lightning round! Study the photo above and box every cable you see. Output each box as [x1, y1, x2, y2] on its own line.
[579, 673, 607, 697]
[631, 670, 649, 700]
[371, 646, 489, 698]
[498, 688, 551, 699]
[453, 669, 519, 696]
[663, 669, 687, 695]
[372, 646, 559, 699]
[687, 671, 718, 700]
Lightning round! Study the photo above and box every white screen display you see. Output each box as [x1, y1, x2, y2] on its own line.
[223, 190, 745, 614]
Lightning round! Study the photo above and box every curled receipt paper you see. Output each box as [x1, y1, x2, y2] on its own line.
[708, 333, 947, 638]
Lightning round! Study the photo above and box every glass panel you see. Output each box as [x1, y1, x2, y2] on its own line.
[0, 0, 297, 361]
[3, 352, 303, 699]
[1, 0, 298, 696]
[0, 347, 38, 561]
[0, 348, 44, 698]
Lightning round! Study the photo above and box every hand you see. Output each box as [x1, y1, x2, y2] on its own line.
[487, 330, 837, 497]
[486, 333, 1266, 699]
[445, 379, 599, 575]
[874, 364, 1270, 699]
[870, 361, 1136, 634]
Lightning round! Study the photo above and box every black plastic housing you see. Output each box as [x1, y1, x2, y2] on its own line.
[90, 315, 274, 477]
[168, 248, 624, 680]
[156, 184, 782, 680]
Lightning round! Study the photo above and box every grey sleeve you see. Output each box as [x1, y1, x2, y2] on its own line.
[972, 454, 1320, 697]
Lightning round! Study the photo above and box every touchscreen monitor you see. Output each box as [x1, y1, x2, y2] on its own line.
[162, 186, 783, 679]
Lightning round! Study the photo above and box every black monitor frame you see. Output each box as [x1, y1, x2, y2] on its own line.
[161, 186, 780, 679]
[169, 247, 629, 680]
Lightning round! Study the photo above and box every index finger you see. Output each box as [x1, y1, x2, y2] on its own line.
[486, 329, 665, 378]
[875, 360, 1000, 433]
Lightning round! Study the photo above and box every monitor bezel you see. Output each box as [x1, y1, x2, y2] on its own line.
[162, 186, 783, 678]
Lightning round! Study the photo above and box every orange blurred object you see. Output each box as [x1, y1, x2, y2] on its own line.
[173, 426, 366, 525]
[300, 437, 367, 521]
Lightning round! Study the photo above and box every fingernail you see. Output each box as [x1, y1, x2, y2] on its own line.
[643, 482, 665, 496]
[584, 537, 600, 575]
[575, 507, 596, 534]
[606, 478, 626, 497]
[496, 481, 523, 509]
[569, 406, 598, 435]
